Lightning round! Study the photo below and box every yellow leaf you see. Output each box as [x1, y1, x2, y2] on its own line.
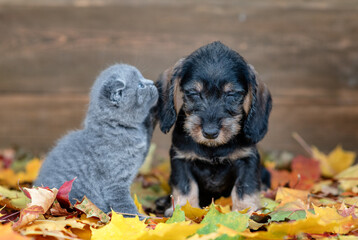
[336, 164, 358, 192]
[312, 145, 355, 178]
[139, 144, 156, 174]
[0, 223, 31, 240]
[134, 194, 146, 215]
[217, 224, 240, 237]
[138, 221, 201, 240]
[275, 187, 309, 206]
[239, 205, 356, 239]
[187, 233, 221, 240]
[181, 201, 208, 222]
[20, 217, 87, 239]
[0, 158, 42, 187]
[312, 205, 353, 233]
[91, 211, 147, 240]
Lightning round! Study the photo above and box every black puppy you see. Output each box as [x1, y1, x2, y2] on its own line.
[156, 41, 272, 216]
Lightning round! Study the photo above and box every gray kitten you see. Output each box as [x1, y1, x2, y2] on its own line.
[34, 64, 158, 215]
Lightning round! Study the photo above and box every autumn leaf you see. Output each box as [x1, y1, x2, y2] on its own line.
[13, 187, 58, 230]
[336, 164, 358, 193]
[197, 204, 249, 237]
[0, 158, 41, 187]
[239, 212, 341, 239]
[134, 194, 146, 215]
[74, 196, 110, 223]
[275, 187, 309, 206]
[181, 201, 208, 222]
[0, 223, 31, 240]
[138, 221, 201, 240]
[0, 186, 30, 210]
[91, 211, 147, 240]
[269, 156, 320, 190]
[269, 209, 310, 222]
[312, 145, 356, 178]
[56, 177, 76, 209]
[20, 216, 87, 239]
[166, 205, 185, 223]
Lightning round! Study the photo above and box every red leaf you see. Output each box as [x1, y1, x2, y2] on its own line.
[56, 178, 76, 209]
[291, 156, 321, 190]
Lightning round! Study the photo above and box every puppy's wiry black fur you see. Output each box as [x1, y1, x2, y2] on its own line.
[156, 41, 272, 215]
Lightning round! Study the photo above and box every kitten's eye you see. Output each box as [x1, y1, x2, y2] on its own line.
[138, 82, 145, 89]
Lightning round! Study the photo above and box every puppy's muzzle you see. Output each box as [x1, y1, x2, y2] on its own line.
[202, 125, 219, 139]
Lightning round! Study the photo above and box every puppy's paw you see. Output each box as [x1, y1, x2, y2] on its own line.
[164, 207, 174, 217]
[231, 190, 261, 215]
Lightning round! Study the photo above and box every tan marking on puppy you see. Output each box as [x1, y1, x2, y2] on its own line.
[174, 146, 254, 163]
[231, 188, 261, 214]
[173, 77, 183, 113]
[226, 147, 255, 161]
[243, 87, 252, 115]
[173, 147, 208, 162]
[194, 81, 203, 92]
[257, 80, 271, 110]
[184, 115, 243, 147]
[158, 58, 185, 114]
[223, 83, 233, 92]
[164, 180, 199, 216]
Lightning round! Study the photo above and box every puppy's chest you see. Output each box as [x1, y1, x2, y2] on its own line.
[190, 161, 235, 192]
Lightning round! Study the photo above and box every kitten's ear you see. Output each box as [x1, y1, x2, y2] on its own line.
[156, 58, 185, 133]
[102, 79, 126, 105]
[242, 64, 272, 144]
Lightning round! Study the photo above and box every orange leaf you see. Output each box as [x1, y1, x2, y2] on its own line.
[275, 187, 309, 206]
[0, 223, 31, 240]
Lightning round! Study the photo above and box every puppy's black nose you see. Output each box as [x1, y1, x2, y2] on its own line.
[202, 128, 219, 139]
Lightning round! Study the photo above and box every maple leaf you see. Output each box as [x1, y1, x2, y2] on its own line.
[13, 187, 58, 230]
[0, 158, 41, 187]
[166, 205, 185, 223]
[336, 164, 358, 193]
[0, 223, 31, 240]
[0, 186, 30, 210]
[275, 187, 309, 206]
[91, 211, 147, 240]
[197, 204, 249, 237]
[312, 145, 356, 178]
[74, 196, 110, 223]
[19, 216, 87, 239]
[137, 221, 201, 240]
[181, 201, 208, 223]
[269, 156, 320, 190]
[56, 177, 76, 209]
[134, 194, 146, 215]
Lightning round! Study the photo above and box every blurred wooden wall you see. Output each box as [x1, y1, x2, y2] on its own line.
[0, 0, 357, 159]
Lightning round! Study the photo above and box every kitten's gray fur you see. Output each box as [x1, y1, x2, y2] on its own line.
[34, 64, 158, 215]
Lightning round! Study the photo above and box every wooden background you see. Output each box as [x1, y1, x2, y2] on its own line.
[0, 0, 357, 159]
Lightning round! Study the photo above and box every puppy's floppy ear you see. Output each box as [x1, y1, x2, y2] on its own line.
[156, 58, 185, 133]
[243, 64, 272, 144]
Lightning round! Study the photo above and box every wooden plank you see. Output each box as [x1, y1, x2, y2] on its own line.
[0, 1, 357, 156]
[1, 93, 357, 157]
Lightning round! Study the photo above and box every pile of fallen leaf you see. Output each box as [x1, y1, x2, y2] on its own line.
[1, 140, 358, 240]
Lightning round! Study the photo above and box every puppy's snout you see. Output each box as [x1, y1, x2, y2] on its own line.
[202, 127, 219, 139]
